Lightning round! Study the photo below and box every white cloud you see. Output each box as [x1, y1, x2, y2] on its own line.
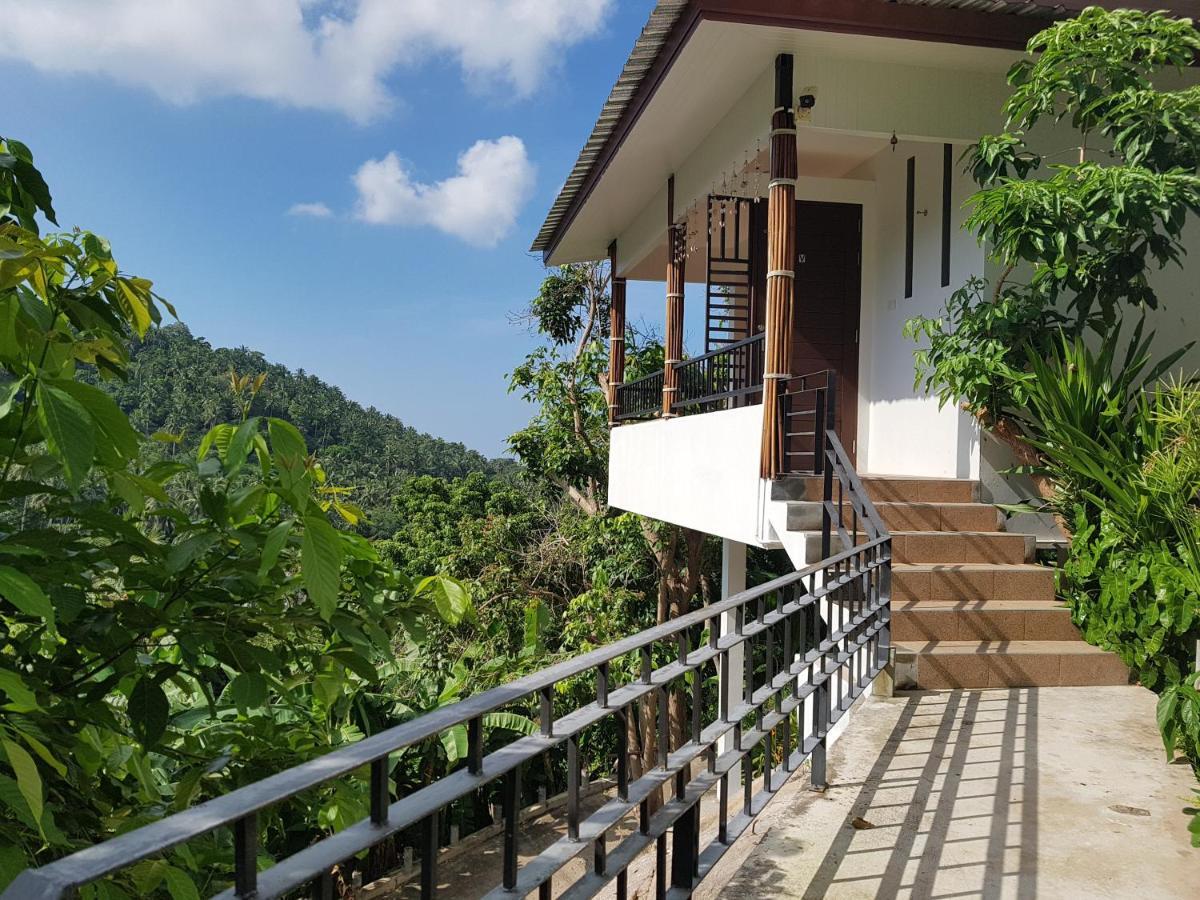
[287, 201, 333, 218]
[353, 136, 535, 247]
[0, 0, 611, 122]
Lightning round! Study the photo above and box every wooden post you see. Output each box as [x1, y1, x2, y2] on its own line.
[663, 176, 685, 417]
[608, 240, 626, 425]
[760, 54, 797, 478]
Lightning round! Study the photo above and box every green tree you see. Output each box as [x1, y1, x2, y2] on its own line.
[0, 137, 468, 895]
[508, 261, 718, 800]
[904, 8, 1200, 495]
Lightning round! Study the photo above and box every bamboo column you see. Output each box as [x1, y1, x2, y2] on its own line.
[663, 176, 685, 417]
[760, 54, 797, 479]
[608, 240, 627, 425]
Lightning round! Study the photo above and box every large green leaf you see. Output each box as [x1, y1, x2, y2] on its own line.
[128, 677, 169, 747]
[226, 673, 268, 714]
[35, 382, 94, 490]
[49, 378, 139, 463]
[0, 565, 52, 626]
[418, 575, 473, 625]
[301, 514, 344, 621]
[1, 738, 42, 837]
[0, 668, 37, 711]
[440, 724, 468, 763]
[257, 518, 293, 579]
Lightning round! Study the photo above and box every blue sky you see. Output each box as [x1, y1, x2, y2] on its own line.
[0, 0, 684, 458]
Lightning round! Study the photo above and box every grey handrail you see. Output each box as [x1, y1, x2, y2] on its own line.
[5, 446, 891, 900]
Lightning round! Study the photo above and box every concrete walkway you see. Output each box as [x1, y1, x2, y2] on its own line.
[702, 687, 1198, 899]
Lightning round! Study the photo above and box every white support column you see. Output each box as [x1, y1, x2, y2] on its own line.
[719, 539, 746, 788]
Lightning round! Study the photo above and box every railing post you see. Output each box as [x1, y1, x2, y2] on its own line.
[821, 432, 834, 559]
[664, 176, 685, 418]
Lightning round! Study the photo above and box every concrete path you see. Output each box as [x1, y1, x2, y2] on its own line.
[701, 687, 1198, 899]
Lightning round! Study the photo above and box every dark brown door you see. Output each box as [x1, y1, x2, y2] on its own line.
[792, 201, 862, 460]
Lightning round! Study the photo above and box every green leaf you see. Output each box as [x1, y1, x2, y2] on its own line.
[418, 575, 473, 625]
[2, 738, 43, 838]
[0, 376, 25, 420]
[0, 668, 37, 711]
[0, 565, 53, 626]
[301, 514, 343, 621]
[0, 843, 29, 893]
[226, 673, 268, 713]
[440, 724, 467, 763]
[224, 417, 259, 475]
[268, 418, 308, 466]
[48, 379, 139, 462]
[1157, 685, 1181, 760]
[35, 382, 94, 490]
[257, 519, 293, 579]
[482, 712, 537, 736]
[128, 677, 170, 747]
[162, 866, 201, 900]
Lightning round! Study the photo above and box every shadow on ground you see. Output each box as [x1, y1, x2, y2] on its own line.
[722, 690, 1040, 899]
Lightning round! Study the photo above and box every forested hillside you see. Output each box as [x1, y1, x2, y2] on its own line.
[96, 323, 500, 535]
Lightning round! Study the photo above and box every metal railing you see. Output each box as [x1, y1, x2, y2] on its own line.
[2, 436, 891, 900]
[614, 369, 664, 421]
[672, 333, 764, 415]
[615, 334, 765, 423]
[779, 369, 838, 475]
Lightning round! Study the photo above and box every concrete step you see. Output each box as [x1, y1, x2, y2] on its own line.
[892, 563, 1056, 603]
[772, 474, 979, 504]
[805, 531, 1033, 565]
[893, 640, 1129, 689]
[892, 601, 1080, 642]
[786, 500, 1003, 533]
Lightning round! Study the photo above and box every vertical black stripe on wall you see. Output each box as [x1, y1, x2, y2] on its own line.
[941, 143, 953, 287]
[905, 155, 915, 299]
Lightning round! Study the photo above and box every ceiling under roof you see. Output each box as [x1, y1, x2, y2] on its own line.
[531, 0, 1197, 257]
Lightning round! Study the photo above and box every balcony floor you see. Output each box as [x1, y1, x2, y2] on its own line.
[700, 687, 1197, 899]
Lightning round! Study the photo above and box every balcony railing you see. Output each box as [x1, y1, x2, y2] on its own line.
[614, 369, 664, 421]
[2, 429, 891, 900]
[615, 333, 765, 422]
[672, 333, 764, 414]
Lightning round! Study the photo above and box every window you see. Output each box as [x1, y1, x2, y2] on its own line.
[905, 155, 915, 299]
[941, 143, 953, 287]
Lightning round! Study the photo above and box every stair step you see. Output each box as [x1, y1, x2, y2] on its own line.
[772, 474, 979, 504]
[892, 563, 1055, 603]
[892, 602, 1079, 642]
[891, 531, 1032, 564]
[786, 500, 1002, 533]
[805, 531, 1032, 565]
[893, 640, 1129, 689]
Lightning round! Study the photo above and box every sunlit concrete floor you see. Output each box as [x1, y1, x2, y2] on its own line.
[700, 687, 1198, 900]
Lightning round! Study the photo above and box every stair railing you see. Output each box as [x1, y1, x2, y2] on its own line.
[777, 369, 837, 475]
[3, 467, 892, 900]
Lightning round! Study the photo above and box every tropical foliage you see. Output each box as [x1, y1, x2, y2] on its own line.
[0, 136, 482, 895]
[903, 9, 1200, 843]
[96, 323, 500, 539]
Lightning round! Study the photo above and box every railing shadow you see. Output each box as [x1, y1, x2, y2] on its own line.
[721, 689, 1039, 899]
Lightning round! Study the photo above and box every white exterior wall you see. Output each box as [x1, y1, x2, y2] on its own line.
[853, 140, 984, 478]
[608, 405, 768, 546]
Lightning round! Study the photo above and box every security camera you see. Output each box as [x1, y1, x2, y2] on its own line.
[798, 94, 817, 109]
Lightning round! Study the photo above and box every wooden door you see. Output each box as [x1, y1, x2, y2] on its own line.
[792, 201, 862, 459]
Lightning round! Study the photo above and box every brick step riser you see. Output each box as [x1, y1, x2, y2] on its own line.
[786, 501, 1003, 533]
[772, 477, 980, 504]
[892, 608, 1081, 642]
[804, 532, 1033, 565]
[892, 569, 1056, 604]
[894, 652, 1129, 689]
